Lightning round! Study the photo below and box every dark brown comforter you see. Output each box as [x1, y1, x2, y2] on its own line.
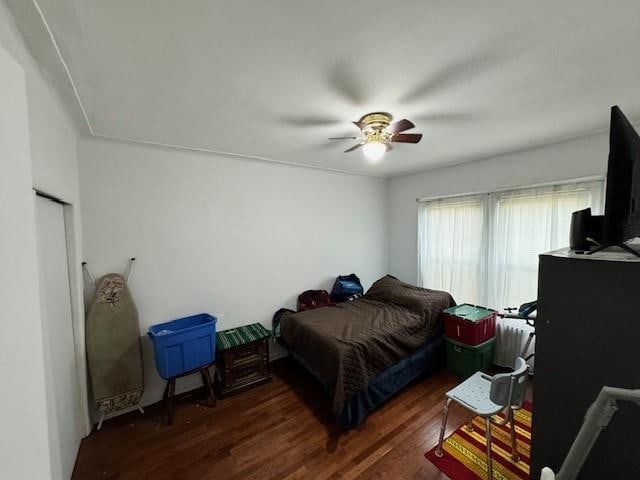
[280, 275, 455, 415]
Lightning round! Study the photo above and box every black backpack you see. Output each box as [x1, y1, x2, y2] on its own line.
[330, 274, 364, 303]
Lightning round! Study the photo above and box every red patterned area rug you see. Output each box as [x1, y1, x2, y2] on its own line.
[425, 401, 532, 480]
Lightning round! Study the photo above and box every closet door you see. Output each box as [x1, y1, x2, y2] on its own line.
[35, 195, 82, 480]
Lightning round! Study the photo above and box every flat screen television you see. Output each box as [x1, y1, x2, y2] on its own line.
[589, 106, 640, 256]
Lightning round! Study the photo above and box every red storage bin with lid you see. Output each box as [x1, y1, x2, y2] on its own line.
[443, 304, 497, 346]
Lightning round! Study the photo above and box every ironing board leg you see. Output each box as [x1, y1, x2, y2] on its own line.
[96, 412, 106, 431]
[435, 398, 452, 458]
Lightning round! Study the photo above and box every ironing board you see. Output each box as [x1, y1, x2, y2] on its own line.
[85, 260, 144, 428]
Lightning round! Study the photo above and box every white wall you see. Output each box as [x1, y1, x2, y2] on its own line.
[0, 1, 81, 200]
[79, 137, 389, 406]
[0, 1, 87, 477]
[0, 42, 52, 480]
[388, 133, 610, 283]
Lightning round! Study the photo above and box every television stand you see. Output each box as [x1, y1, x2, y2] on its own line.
[586, 243, 640, 258]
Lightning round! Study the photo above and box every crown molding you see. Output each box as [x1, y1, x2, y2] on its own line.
[30, 1, 637, 181]
[32, 0, 94, 134]
[90, 132, 387, 178]
[31, 0, 391, 178]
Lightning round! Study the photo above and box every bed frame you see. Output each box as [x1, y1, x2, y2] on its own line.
[280, 329, 446, 428]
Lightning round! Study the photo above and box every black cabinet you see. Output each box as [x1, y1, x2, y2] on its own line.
[531, 250, 640, 479]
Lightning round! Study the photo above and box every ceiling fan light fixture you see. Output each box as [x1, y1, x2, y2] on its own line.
[329, 111, 421, 159]
[362, 141, 387, 162]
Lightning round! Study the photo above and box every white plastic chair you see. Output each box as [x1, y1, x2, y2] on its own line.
[435, 357, 529, 479]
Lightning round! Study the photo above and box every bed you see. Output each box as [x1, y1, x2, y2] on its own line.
[279, 275, 455, 427]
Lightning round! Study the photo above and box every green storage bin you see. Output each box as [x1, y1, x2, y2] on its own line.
[445, 335, 495, 378]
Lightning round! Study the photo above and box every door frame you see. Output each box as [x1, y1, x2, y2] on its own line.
[35, 190, 91, 436]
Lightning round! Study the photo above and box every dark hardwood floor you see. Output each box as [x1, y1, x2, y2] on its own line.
[73, 359, 481, 479]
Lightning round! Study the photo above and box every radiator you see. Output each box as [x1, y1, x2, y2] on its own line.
[493, 317, 535, 372]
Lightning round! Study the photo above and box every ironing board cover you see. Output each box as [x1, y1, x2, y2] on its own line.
[86, 273, 144, 413]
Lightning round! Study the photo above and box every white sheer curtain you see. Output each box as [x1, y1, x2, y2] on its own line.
[418, 195, 487, 305]
[488, 182, 603, 310]
[418, 180, 603, 369]
[418, 181, 603, 308]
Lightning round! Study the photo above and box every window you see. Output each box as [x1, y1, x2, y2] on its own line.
[418, 181, 603, 309]
[418, 195, 487, 305]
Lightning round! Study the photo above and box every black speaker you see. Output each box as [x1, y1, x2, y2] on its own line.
[570, 208, 604, 251]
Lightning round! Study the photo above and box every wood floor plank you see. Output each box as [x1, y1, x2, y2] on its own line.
[73, 359, 477, 479]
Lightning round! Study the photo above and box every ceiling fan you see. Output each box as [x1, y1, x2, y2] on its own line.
[329, 112, 423, 161]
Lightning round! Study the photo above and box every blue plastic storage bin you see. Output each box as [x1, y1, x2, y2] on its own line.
[148, 313, 217, 379]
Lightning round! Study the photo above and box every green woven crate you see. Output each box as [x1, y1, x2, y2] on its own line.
[216, 323, 271, 351]
[445, 335, 495, 378]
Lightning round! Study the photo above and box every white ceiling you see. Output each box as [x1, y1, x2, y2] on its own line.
[26, 0, 640, 176]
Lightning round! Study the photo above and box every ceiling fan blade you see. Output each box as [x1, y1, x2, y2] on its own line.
[329, 136, 359, 140]
[398, 32, 521, 104]
[344, 143, 363, 153]
[387, 119, 415, 134]
[329, 61, 368, 106]
[392, 133, 423, 144]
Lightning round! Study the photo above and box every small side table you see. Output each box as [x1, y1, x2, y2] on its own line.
[162, 363, 216, 425]
[215, 323, 272, 398]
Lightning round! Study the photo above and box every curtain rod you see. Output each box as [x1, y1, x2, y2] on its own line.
[415, 175, 605, 203]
